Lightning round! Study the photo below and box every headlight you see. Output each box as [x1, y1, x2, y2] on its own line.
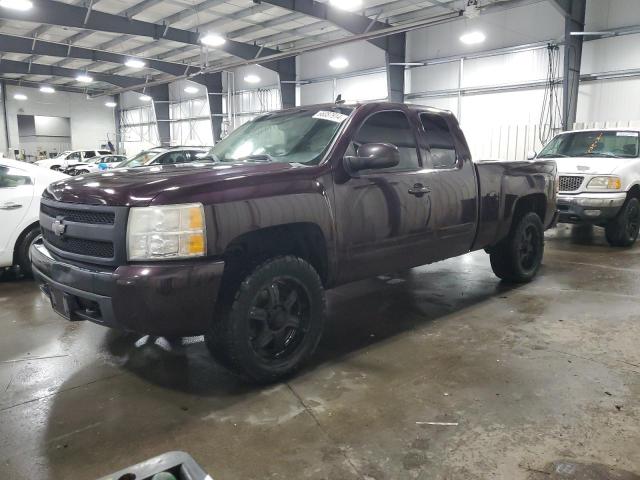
[127, 203, 206, 261]
[586, 176, 622, 190]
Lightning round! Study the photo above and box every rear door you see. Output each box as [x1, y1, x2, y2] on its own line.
[0, 164, 35, 265]
[416, 112, 478, 260]
[332, 109, 437, 282]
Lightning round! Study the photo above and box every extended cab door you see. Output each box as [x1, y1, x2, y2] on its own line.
[332, 109, 437, 282]
[0, 164, 35, 265]
[416, 112, 478, 261]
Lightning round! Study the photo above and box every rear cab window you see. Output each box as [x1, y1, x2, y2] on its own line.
[420, 113, 458, 169]
[0, 165, 32, 188]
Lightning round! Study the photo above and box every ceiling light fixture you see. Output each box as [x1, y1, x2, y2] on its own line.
[460, 31, 486, 45]
[125, 58, 146, 69]
[77, 74, 93, 83]
[139, 94, 152, 102]
[0, 0, 33, 11]
[184, 86, 199, 94]
[200, 33, 226, 47]
[105, 101, 117, 107]
[329, 0, 362, 11]
[244, 74, 261, 84]
[329, 57, 349, 69]
[40, 86, 55, 93]
[13, 93, 27, 100]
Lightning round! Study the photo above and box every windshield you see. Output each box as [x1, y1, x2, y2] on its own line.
[539, 131, 639, 159]
[118, 149, 165, 168]
[209, 107, 353, 165]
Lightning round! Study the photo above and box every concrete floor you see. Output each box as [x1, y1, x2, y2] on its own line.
[1, 224, 639, 480]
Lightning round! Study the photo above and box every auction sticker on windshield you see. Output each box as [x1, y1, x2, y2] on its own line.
[617, 132, 639, 137]
[313, 111, 349, 123]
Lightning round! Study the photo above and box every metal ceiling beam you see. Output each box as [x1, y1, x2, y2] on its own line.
[0, 0, 281, 69]
[0, 76, 111, 94]
[0, 34, 201, 77]
[0, 59, 144, 88]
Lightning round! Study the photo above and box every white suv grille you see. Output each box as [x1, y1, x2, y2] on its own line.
[559, 176, 584, 192]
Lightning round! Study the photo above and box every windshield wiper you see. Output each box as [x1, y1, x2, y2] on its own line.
[538, 153, 569, 158]
[583, 153, 619, 158]
[238, 154, 275, 163]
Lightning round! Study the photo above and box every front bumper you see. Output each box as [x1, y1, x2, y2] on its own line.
[557, 192, 626, 224]
[31, 243, 225, 336]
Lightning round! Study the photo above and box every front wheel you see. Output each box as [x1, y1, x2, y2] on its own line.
[17, 227, 42, 278]
[489, 212, 544, 283]
[206, 256, 326, 383]
[605, 197, 640, 247]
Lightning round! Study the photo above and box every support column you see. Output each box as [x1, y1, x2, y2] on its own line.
[149, 84, 171, 147]
[113, 93, 121, 154]
[385, 33, 406, 103]
[194, 73, 224, 143]
[562, 0, 586, 130]
[266, 57, 297, 109]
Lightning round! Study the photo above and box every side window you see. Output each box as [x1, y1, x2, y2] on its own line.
[353, 111, 419, 172]
[420, 113, 458, 169]
[0, 165, 32, 188]
[84, 151, 97, 159]
[67, 152, 81, 160]
[157, 151, 188, 165]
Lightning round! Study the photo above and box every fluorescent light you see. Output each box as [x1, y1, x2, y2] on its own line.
[329, 0, 361, 11]
[184, 86, 199, 94]
[329, 57, 349, 69]
[105, 101, 117, 107]
[200, 33, 226, 47]
[77, 74, 93, 83]
[13, 93, 27, 100]
[244, 74, 261, 84]
[40, 86, 55, 93]
[125, 58, 146, 69]
[0, 0, 33, 11]
[460, 31, 486, 45]
[139, 95, 152, 102]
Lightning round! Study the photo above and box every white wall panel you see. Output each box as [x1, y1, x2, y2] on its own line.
[299, 81, 334, 105]
[298, 41, 385, 80]
[4, 85, 115, 159]
[408, 62, 460, 94]
[586, 0, 640, 30]
[462, 47, 553, 88]
[406, 2, 563, 62]
[581, 33, 640, 74]
[335, 72, 388, 103]
[577, 78, 640, 123]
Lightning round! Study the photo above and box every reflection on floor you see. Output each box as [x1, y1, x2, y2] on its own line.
[1, 223, 639, 479]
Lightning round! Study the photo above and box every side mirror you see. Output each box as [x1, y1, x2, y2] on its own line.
[344, 143, 400, 174]
[527, 150, 537, 160]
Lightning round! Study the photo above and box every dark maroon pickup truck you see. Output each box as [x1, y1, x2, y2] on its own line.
[31, 102, 557, 382]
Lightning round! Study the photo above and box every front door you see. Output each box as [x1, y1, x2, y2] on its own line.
[332, 109, 436, 283]
[0, 164, 35, 265]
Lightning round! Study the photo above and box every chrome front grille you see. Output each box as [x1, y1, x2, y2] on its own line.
[39, 198, 128, 266]
[559, 175, 584, 192]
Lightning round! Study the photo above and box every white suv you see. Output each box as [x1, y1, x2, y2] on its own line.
[35, 149, 112, 171]
[537, 129, 640, 246]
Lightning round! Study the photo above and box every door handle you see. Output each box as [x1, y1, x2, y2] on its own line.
[0, 202, 23, 210]
[408, 184, 431, 198]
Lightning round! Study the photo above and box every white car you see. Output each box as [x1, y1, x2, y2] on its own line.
[65, 154, 127, 176]
[35, 149, 112, 171]
[0, 159, 67, 276]
[536, 128, 640, 246]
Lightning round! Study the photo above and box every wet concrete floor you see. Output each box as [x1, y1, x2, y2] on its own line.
[1, 223, 639, 479]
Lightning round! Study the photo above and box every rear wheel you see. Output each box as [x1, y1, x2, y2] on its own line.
[206, 256, 326, 383]
[605, 197, 640, 247]
[490, 212, 544, 283]
[16, 226, 42, 278]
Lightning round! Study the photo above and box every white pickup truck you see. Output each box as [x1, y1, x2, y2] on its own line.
[536, 128, 640, 246]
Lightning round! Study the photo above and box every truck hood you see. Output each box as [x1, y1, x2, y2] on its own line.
[553, 156, 629, 175]
[45, 162, 306, 206]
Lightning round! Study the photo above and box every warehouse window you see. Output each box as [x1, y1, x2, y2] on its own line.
[354, 110, 419, 172]
[420, 113, 458, 169]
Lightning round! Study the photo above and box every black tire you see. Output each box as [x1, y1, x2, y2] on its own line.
[50, 165, 61, 171]
[205, 256, 326, 383]
[16, 226, 42, 278]
[489, 212, 544, 283]
[605, 197, 640, 247]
